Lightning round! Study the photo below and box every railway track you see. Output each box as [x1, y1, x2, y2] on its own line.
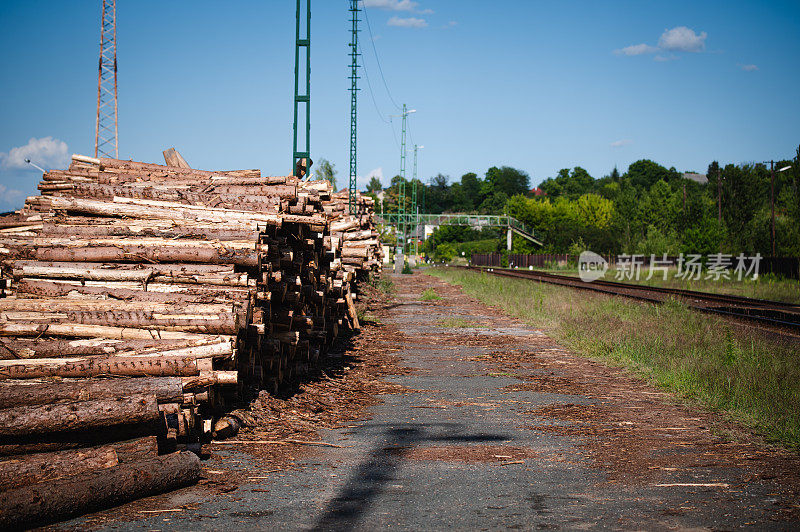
[462, 266, 800, 335]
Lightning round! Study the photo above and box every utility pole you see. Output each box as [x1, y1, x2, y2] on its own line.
[412, 144, 423, 257]
[392, 105, 415, 254]
[94, 0, 118, 159]
[770, 160, 775, 256]
[348, 0, 359, 214]
[292, 0, 311, 177]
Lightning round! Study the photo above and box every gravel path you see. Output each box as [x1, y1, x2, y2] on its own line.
[63, 272, 800, 531]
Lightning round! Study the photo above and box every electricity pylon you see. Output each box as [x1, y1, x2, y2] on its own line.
[395, 104, 415, 253]
[348, 0, 360, 214]
[94, 0, 118, 159]
[412, 144, 423, 257]
[292, 0, 311, 176]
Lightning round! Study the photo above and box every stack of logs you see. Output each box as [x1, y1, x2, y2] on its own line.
[0, 153, 382, 527]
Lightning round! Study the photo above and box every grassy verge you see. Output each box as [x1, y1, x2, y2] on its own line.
[516, 266, 800, 304]
[429, 267, 800, 449]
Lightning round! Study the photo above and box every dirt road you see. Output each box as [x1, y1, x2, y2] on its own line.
[63, 272, 800, 530]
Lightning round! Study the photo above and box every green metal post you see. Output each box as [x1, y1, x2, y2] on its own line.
[292, 0, 311, 176]
[398, 103, 408, 252]
[412, 144, 419, 257]
[348, 0, 359, 214]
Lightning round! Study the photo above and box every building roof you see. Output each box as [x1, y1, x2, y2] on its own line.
[683, 172, 708, 184]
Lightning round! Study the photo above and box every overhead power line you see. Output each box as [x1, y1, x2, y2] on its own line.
[360, 1, 402, 111]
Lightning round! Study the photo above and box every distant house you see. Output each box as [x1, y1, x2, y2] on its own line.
[530, 187, 546, 196]
[683, 172, 708, 184]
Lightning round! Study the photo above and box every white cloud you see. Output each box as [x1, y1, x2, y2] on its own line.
[362, 0, 418, 11]
[387, 16, 428, 28]
[0, 184, 26, 210]
[610, 139, 633, 148]
[365, 167, 384, 185]
[658, 26, 707, 53]
[614, 43, 658, 56]
[740, 63, 758, 71]
[0, 137, 69, 170]
[615, 26, 708, 60]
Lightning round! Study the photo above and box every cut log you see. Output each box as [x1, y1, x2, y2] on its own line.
[0, 336, 232, 360]
[0, 323, 228, 342]
[0, 394, 159, 437]
[0, 377, 185, 408]
[345, 291, 360, 331]
[0, 432, 159, 458]
[0, 451, 201, 530]
[1, 309, 239, 335]
[162, 147, 191, 169]
[0, 445, 119, 491]
[0, 354, 207, 380]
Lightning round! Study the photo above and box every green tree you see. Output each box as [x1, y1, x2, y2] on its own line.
[483, 166, 530, 197]
[626, 159, 671, 190]
[538, 167, 594, 198]
[316, 159, 337, 189]
[366, 176, 382, 193]
[575, 193, 614, 229]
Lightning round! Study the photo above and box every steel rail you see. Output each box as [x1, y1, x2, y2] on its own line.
[460, 266, 800, 334]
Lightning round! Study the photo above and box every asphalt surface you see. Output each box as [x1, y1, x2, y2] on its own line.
[67, 272, 799, 531]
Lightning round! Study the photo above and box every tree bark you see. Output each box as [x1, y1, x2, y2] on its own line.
[0, 445, 119, 491]
[0, 451, 201, 530]
[0, 336, 232, 360]
[0, 322, 223, 340]
[0, 354, 203, 380]
[0, 377, 185, 408]
[0, 394, 159, 437]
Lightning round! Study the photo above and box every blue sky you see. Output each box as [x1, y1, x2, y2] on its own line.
[1, 0, 798, 210]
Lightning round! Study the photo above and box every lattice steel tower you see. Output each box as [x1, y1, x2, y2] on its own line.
[292, 0, 311, 175]
[412, 144, 422, 256]
[348, 0, 360, 214]
[94, 0, 119, 159]
[397, 104, 409, 251]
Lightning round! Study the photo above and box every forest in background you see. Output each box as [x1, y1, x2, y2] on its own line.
[364, 145, 800, 260]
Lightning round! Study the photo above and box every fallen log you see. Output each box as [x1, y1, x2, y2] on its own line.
[0, 394, 160, 437]
[0, 451, 201, 530]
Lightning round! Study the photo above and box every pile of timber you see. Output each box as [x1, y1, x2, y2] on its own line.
[0, 153, 382, 527]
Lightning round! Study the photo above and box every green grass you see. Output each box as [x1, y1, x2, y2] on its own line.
[519, 266, 800, 304]
[420, 288, 443, 301]
[436, 317, 485, 328]
[429, 267, 800, 449]
[368, 272, 396, 298]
